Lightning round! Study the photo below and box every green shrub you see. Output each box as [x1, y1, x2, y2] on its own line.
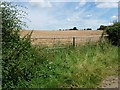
[1, 2, 48, 89]
[105, 22, 120, 46]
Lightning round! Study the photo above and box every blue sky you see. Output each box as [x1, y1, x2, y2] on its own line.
[5, 0, 119, 30]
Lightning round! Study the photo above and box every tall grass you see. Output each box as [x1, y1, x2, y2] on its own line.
[16, 41, 118, 88]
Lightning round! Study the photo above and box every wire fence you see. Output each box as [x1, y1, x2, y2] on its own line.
[30, 35, 108, 47]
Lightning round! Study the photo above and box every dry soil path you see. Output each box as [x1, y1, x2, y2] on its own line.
[98, 75, 119, 88]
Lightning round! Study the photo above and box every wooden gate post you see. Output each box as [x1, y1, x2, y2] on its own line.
[73, 37, 76, 47]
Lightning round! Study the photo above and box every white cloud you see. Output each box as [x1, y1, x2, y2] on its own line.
[111, 15, 117, 20]
[29, 0, 52, 8]
[66, 9, 108, 30]
[1, 0, 119, 2]
[75, 0, 86, 10]
[95, 0, 119, 2]
[1, 0, 12, 1]
[52, 0, 119, 2]
[67, 18, 71, 21]
[24, 1, 117, 30]
[95, 0, 119, 8]
[81, 19, 108, 29]
[26, 7, 59, 30]
[1, 0, 30, 2]
[108, 22, 114, 25]
[67, 16, 80, 22]
[87, 14, 92, 17]
[96, 2, 118, 8]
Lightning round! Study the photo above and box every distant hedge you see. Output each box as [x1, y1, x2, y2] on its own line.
[105, 22, 120, 46]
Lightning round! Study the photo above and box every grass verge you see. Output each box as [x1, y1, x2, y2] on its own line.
[16, 41, 118, 88]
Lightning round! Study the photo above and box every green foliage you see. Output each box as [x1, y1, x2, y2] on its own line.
[1, 2, 27, 45]
[105, 22, 120, 46]
[1, 2, 47, 89]
[24, 42, 118, 88]
[1, 1, 27, 88]
[97, 25, 107, 30]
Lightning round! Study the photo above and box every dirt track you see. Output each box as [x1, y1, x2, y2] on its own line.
[98, 75, 119, 88]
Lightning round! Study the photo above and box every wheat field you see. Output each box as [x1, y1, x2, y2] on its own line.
[20, 30, 103, 46]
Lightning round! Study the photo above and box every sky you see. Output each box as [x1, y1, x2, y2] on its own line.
[2, 0, 119, 30]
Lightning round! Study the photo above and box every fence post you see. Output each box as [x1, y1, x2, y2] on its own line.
[73, 37, 76, 47]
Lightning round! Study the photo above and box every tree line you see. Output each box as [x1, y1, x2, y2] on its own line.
[59, 27, 92, 31]
[59, 25, 113, 31]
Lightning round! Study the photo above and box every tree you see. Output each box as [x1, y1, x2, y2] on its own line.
[97, 25, 107, 30]
[73, 27, 78, 30]
[69, 27, 78, 30]
[59, 29, 61, 31]
[87, 28, 92, 30]
[105, 22, 120, 46]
